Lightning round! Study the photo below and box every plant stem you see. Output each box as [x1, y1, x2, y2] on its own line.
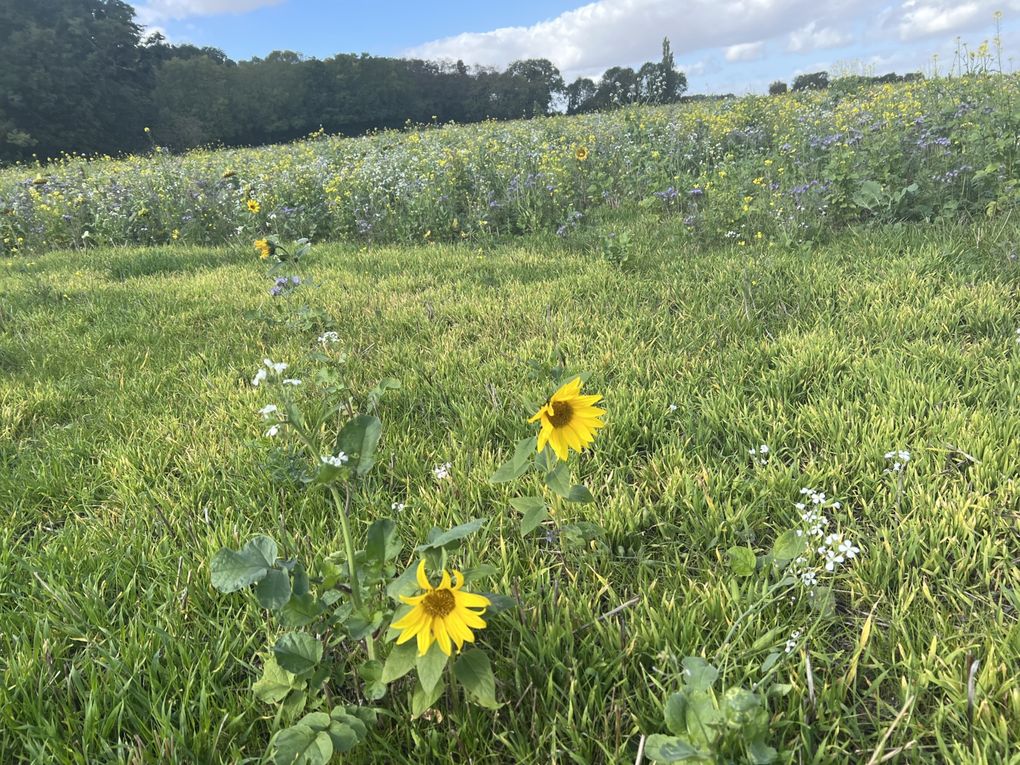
[330, 483, 375, 660]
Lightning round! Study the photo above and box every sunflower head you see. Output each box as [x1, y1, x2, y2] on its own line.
[575, 146, 589, 162]
[246, 198, 261, 214]
[528, 376, 605, 461]
[254, 238, 274, 260]
[392, 560, 491, 657]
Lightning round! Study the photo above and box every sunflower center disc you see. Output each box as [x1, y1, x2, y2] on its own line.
[422, 589, 456, 617]
[548, 400, 574, 428]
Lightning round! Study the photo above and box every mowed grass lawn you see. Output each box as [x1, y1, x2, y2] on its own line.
[1, 217, 1019, 764]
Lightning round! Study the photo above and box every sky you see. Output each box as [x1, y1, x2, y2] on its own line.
[132, 0, 1020, 94]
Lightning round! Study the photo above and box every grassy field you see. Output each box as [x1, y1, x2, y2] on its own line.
[1, 212, 1018, 763]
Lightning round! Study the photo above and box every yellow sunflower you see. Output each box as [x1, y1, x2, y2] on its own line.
[575, 146, 589, 162]
[246, 198, 261, 214]
[528, 376, 605, 461]
[392, 560, 490, 657]
[254, 238, 273, 260]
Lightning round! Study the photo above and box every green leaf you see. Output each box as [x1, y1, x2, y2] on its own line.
[279, 593, 326, 628]
[345, 609, 383, 641]
[723, 687, 762, 727]
[410, 676, 444, 719]
[255, 568, 292, 610]
[274, 632, 323, 674]
[489, 436, 537, 483]
[381, 640, 418, 683]
[664, 692, 688, 736]
[253, 657, 302, 704]
[747, 739, 778, 764]
[416, 643, 448, 695]
[726, 546, 757, 577]
[565, 484, 594, 503]
[386, 563, 420, 599]
[760, 652, 781, 673]
[336, 414, 382, 477]
[271, 724, 333, 765]
[281, 688, 308, 717]
[297, 712, 331, 731]
[544, 461, 571, 497]
[771, 530, 807, 563]
[509, 496, 547, 535]
[644, 734, 708, 762]
[684, 691, 722, 748]
[453, 648, 499, 709]
[358, 660, 386, 701]
[209, 535, 277, 593]
[681, 657, 719, 692]
[325, 723, 359, 754]
[415, 518, 486, 553]
[366, 518, 401, 564]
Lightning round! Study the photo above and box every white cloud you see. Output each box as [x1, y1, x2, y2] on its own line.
[133, 0, 284, 25]
[725, 41, 765, 61]
[787, 21, 853, 52]
[890, 0, 1020, 40]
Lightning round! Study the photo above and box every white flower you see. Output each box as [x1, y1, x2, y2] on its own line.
[318, 331, 340, 344]
[259, 404, 278, 419]
[759, 444, 769, 454]
[433, 462, 452, 480]
[251, 368, 268, 387]
[811, 492, 826, 505]
[282, 378, 302, 386]
[668, 403, 678, 412]
[784, 630, 802, 653]
[265, 425, 280, 437]
[320, 451, 349, 468]
[800, 570, 818, 587]
[391, 502, 406, 512]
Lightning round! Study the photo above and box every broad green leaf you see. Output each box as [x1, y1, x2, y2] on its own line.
[565, 484, 594, 503]
[329, 711, 368, 743]
[664, 692, 688, 736]
[415, 518, 486, 553]
[760, 652, 781, 673]
[274, 632, 323, 674]
[644, 734, 708, 762]
[747, 739, 778, 764]
[684, 690, 722, 748]
[209, 535, 277, 593]
[279, 593, 325, 628]
[723, 687, 761, 727]
[253, 657, 301, 704]
[509, 496, 547, 535]
[366, 518, 401, 564]
[489, 435, 537, 483]
[681, 657, 719, 692]
[453, 648, 499, 709]
[358, 659, 386, 701]
[727, 546, 757, 576]
[410, 676, 444, 719]
[271, 724, 332, 765]
[255, 568, 292, 610]
[281, 688, 308, 717]
[771, 530, 807, 563]
[345, 609, 382, 641]
[381, 640, 418, 683]
[386, 563, 420, 599]
[297, 712, 331, 731]
[544, 461, 571, 497]
[336, 414, 382, 477]
[326, 722, 359, 754]
[416, 643, 448, 695]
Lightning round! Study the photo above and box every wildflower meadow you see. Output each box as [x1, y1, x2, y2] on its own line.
[1, 71, 1019, 765]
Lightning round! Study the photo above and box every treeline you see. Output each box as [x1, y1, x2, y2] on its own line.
[768, 70, 923, 94]
[0, 0, 687, 163]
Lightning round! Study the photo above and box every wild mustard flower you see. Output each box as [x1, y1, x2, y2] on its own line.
[529, 377, 605, 461]
[392, 561, 490, 656]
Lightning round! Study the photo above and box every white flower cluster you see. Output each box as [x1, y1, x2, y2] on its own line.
[321, 451, 349, 467]
[884, 449, 911, 473]
[391, 502, 406, 513]
[749, 444, 770, 465]
[784, 629, 802, 653]
[789, 487, 860, 588]
[252, 357, 288, 387]
[433, 462, 452, 481]
[318, 331, 340, 345]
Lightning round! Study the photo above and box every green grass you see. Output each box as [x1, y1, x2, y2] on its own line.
[1, 216, 1019, 764]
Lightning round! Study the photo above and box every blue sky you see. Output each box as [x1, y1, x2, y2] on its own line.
[134, 0, 1020, 94]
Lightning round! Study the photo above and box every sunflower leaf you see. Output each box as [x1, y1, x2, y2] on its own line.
[544, 462, 572, 497]
[410, 676, 445, 719]
[453, 648, 499, 709]
[381, 641, 418, 683]
[509, 496, 547, 534]
[415, 518, 487, 553]
[489, 436, 537, 483]
[416, 644, 448, 695]
[274, 632, 323, 675]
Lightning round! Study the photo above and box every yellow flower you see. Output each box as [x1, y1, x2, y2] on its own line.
[575, 146, 589, 162]
[254, 238, 273, 259]
[246, 199, 261, 214]
[528, 376, 605, 461]
[392, 561, 490, 657]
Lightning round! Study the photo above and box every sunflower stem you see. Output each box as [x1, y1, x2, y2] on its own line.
[330, 483, 375, 661]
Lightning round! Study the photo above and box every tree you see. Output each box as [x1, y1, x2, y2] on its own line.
[592, 67, 640, 109]
[768, 80, 788, 95]
[565, 78, 597, 115]
[642, 37, 687, 103]
[792, 71, 829, 91]
[501, 59, 565, 117]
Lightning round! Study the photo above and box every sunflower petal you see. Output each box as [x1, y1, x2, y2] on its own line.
[433, 618, 453, 656]
[415, 560, 431, 591]
[456, 590, 491, 609]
